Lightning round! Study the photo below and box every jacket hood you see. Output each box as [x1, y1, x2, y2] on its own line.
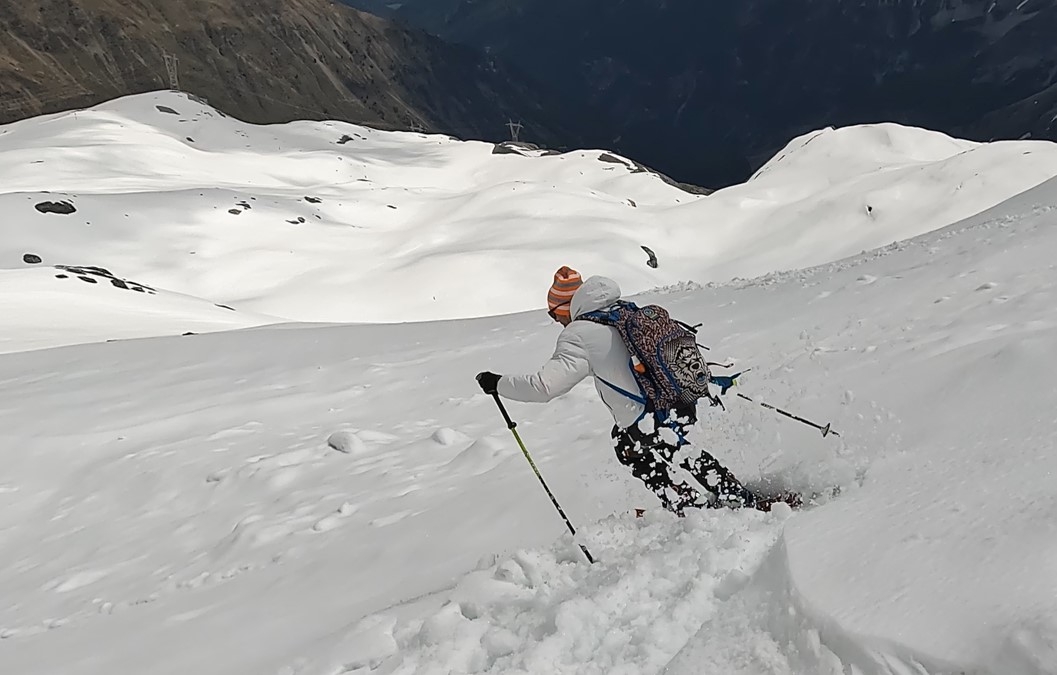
[571, 276, 621, 318]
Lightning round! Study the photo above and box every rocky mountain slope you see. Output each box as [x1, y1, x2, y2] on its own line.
[363, 0, 1057, 187]
[0, 0, 606, 148]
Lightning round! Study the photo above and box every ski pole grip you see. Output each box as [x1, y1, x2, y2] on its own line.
[491, 393, 517, 429]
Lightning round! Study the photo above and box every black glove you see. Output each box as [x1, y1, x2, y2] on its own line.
[476, 371, 501, 395]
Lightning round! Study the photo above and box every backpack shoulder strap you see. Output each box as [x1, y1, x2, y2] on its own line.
[576, 300, 636, 324]
[596, 375, 648, 406]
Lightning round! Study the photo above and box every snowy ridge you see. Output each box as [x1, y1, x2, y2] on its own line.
[750, 123, 976, 182]
[4, 91, 1057, 351]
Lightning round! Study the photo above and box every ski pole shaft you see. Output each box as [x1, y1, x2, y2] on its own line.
[736, 393, 840, 438]
[489, 393, 596, 564]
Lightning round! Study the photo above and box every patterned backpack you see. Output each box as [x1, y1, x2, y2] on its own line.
[577, 301, 720, 412]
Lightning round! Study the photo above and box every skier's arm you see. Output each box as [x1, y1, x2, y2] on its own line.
[497, 329, 590, 402]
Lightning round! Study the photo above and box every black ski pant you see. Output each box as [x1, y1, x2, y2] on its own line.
[611, 406, 754, 514]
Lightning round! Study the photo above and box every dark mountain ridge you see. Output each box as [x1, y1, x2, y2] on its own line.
[0, 0, 610, 151]
[344, 0, 1057, 186]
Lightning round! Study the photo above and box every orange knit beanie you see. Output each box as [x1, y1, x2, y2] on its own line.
[547, 266, 583, 320]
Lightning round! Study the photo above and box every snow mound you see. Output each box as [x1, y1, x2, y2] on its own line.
[3, 90, 1055, 334]
[327, 430, 370, 456]
[751, 123, 976, 181]
[446, 437, 504, 475]
[684, 125, 1057, 283]
[430, 427, 470, 446]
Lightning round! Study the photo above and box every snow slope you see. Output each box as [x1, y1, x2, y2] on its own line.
[3, 91, 1057, 343]
[4, 179, 1056, 675]
[3, 93, 1057, 675]
[0, 266, 277, 354]
[664, 177, 1057, 675]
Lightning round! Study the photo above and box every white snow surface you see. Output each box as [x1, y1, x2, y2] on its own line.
[2, 92, 1057, 675]
[4, 91, 1057, 342]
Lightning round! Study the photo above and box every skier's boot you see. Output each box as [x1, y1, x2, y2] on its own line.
[751, 491, 803, 512]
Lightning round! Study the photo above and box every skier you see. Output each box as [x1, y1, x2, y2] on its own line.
[476, 266, 765, 514]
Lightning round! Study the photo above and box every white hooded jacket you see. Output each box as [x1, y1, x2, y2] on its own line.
[497, 276, 645, 429]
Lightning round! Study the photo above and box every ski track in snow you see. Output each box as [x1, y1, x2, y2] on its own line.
[1, 92, 1057, 675]
[296, 509, 788, 675]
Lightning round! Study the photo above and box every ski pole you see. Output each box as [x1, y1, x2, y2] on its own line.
[736, 392, 840, 438]
[487, 392, 596, 564]
[673, 320, 710, 351]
